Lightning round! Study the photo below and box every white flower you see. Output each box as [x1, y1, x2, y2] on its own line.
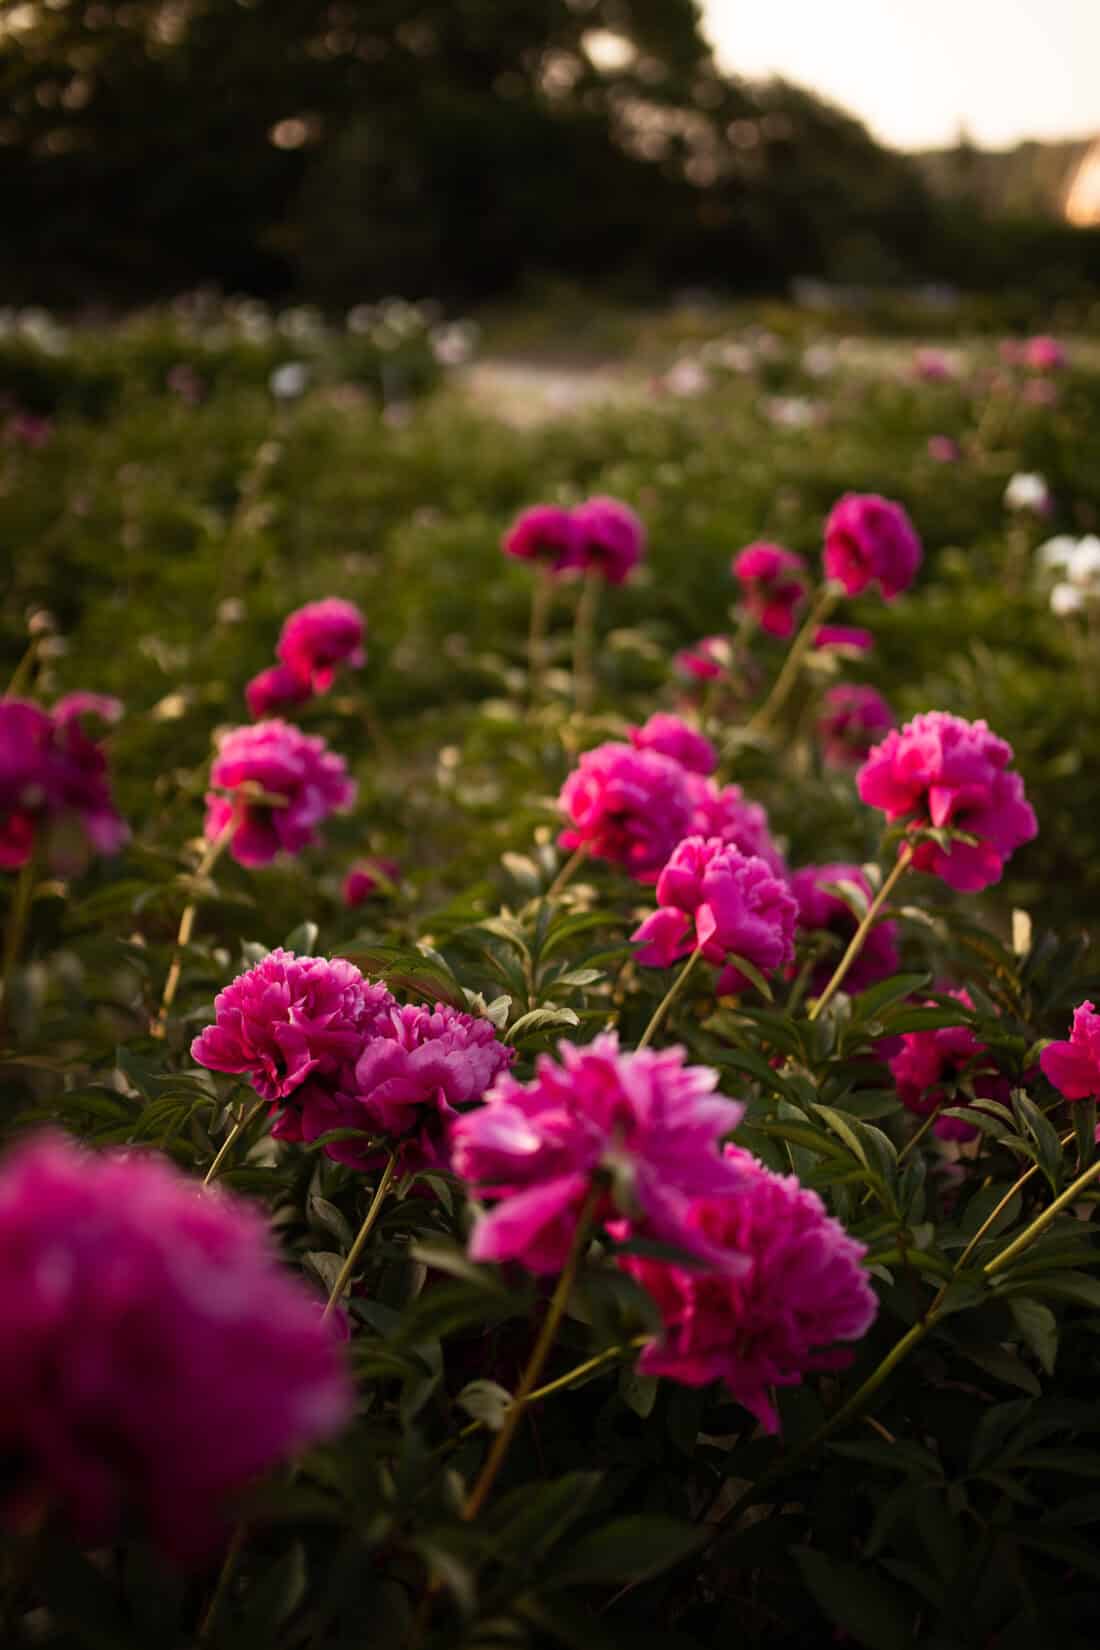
[1036, 535, 1077, 571]
[269, 362, 309, 400]
[1068, 536, 1100, 586]
[665, 359, 708, 397]
[1004, 472, 1050, 514]
[1051, 582, 1085, 616]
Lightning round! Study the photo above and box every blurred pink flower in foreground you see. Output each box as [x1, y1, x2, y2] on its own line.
[558, 741, 694, 883]
[276, 598, 366, 694]
[451, 1033, 747, 1274]
[0, 694, 127, 873]
[817, 683, 895, 770]
[824, 493, 922, 600]
[858, 711, 1037, 892]
[617, 1143, 877, 1432]
[814, 625, 873, 653]
[0, 1132, 351, 1562]
[204, 719, 356, 866]
[501, 504, 581, 577]
[1040, 1000, 1100, 1101]
[731, 542, 808, 638]
[632, 836, 796, 981]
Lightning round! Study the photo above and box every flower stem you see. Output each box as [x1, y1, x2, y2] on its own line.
[546, 843, 588, 900]
[528, 567, 555, 705]
[462, 1185, 599, 1521]
[196, 1522, 248, 1643]
[985, 1153, 1100, 1277]
[4, 636, 39, 700]
[744, 582, 838, 739]
[444, 1335, 652, 1455]
[152, 820, 235, 1038]
[807, 846, 913, 1022]
[572, 566, 602, 713]
[895, 1105, 941, 1167]
[0, 857, 36, 1040]
[322, 1152, 398, 1321]
[203, 1097, 266, 1186]
[636, 948, 703, 1051]
[941, 1130, 1073, 1283]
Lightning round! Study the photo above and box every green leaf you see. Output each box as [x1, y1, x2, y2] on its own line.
[793, 1546, 915, 1650]
[850, 972, 932, 1025]
[1009, 1298, 1058, 1374]
[722, 951, 773, 1001]
[505, 1004, 580, 1043]
[283, 920, 319, 955]
[551, 1516, 706, 1587]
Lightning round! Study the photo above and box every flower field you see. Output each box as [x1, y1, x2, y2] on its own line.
[4, 299, 1100, 1649]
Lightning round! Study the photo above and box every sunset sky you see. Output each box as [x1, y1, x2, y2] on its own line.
[702, 0, 1100, 151]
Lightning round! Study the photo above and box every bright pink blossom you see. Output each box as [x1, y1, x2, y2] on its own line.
[276, 599, 366, 694]
[888, 989, 1002, 1141]
[501, 504, 581, 577]
[633, 837, 796, 981]
[1024, 335, 1066, 373]
[451, 1034, 747, 1275]
[823, 493, 922, 600]
[1040, 1001, 1100, 1101]
[0, 1132, 351, 1562]
[0, 695, 127, 873]
[558, 741, 694, 883]
[343, 856, 401, 907]
[814, 625, 873, 653]
[817, 683, 895, 769]
[731, 542, 807, 638]
[790, 863, 899, 995]
[571, 496, 645, 584]
[857, 711, 1038, 892]
[204, 720, 356, 866]
[246, 663, 312, 719]
[629, 712, 717, 776]
[686, 774, 786, 877]
[618, 1144, 877, 1432]
[674, 636, 728, 681]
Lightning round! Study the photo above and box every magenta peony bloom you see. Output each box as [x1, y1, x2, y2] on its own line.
[633, 837, 797, 981]
[558, 741, 694, 883]
[888, 989, 1003, 1141]
[571, 496, 645, 584]
[857, 711, 1038, 892]
[1024, 335, 1066, 373]
[0, 695, 127, 873]
[686, 773, 786, 878]
[790, 863, 899, 996]
[629, 712, 717, 776]
[502, 504, 581, 577]
[817, 683, 895, 769]
[674, 636, 729, 681]
[276, 598, 366, 694]
[0, 1132, 351, 1562]
[191, 948, 394, 1105]
[814, 625, 873, 653]
[246, 663, 312, 720]
[731, 542, 807, 638]
[1040, 1001, 1100, 1101]
[451, 1033, 747, 1274]
[342, 856, 400, 907]
[823, 493, 922, 600]
[204, 720, 356, 866]
[298, 1001, 515, 1171]
[617, 1144, 877, 1432]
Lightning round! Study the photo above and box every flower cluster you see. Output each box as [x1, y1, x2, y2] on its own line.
[731, 542, 807, 638]
[503, 496, 645, 584]
[0, 693, 127, 873]
[204, 719, 356, 866]
[685, 775, 786, 877]
[0, 1132, 351, 1562]
[790, 863, 899, 995]
[633, 836, 797, 985]
[857, 711, 1037, 891]
[247, 598, 366, 716]
[558, 741, 694, 882]
[823, 493, 922, 600]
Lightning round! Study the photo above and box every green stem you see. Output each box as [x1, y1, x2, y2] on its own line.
[895, 1105, 941, 1167]
[203, 1097, 266, 1186]
[152, 820, 236, 1038]
[197, 1522, 248, 1643]
[808, 846, 913, 1022]
[445, 1336, 652, 1455]
[0, 857, 36, 1039]
[744, 582, 839, 739]
[636, 948, 703, 1051]
[322, 1153, 398, 1321]
[462, 1185, 599, 1521]
[546, 843, 588, 901]
[985, 1153, 1100, 1277]
[4, 636, 39, 700]
[528, 566, 555, 705]
[940, 1131, 1074, 1287]
[572, 566, 602, 713]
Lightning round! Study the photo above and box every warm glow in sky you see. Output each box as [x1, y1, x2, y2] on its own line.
[703, 0, 1100, 150]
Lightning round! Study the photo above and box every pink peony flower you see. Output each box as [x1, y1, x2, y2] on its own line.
[617, 1144, 877, 1432]
[633, 837, 796, 982]
[731, 542, 807, 639]
[571, 496, 645, 584]
[927, 435, 962, 464]
[790, 863, 899, 996]
[629, 712, 717, 776]
[0, 695, 127, 873]
[342, 856, 401, 907]
[501, 504, 581, 577]
[674, 636, 729, 682]
[1024, 335, 1066, 373]
[888, 989, 1003, 1141]
[0, 1132, 352, 1562]
[1040, 1001, 1100, 1101]
[297, 1001, 515, 1172]
[686, 774, 786, 878]
[204, 720, 356, 866]
[451, 1033, 747, 1275]
[913, 349, 953, 383]
[246, 663, 312, 719]
[558, 741, 694, 883]
[857, 711, 1038, 892]
[191, 948, 394, 1105]
[823, 493, 922, 600]
[276, 599, 366, 694]
[814, 625, 874, 653]
[817, 683, 895, 769]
